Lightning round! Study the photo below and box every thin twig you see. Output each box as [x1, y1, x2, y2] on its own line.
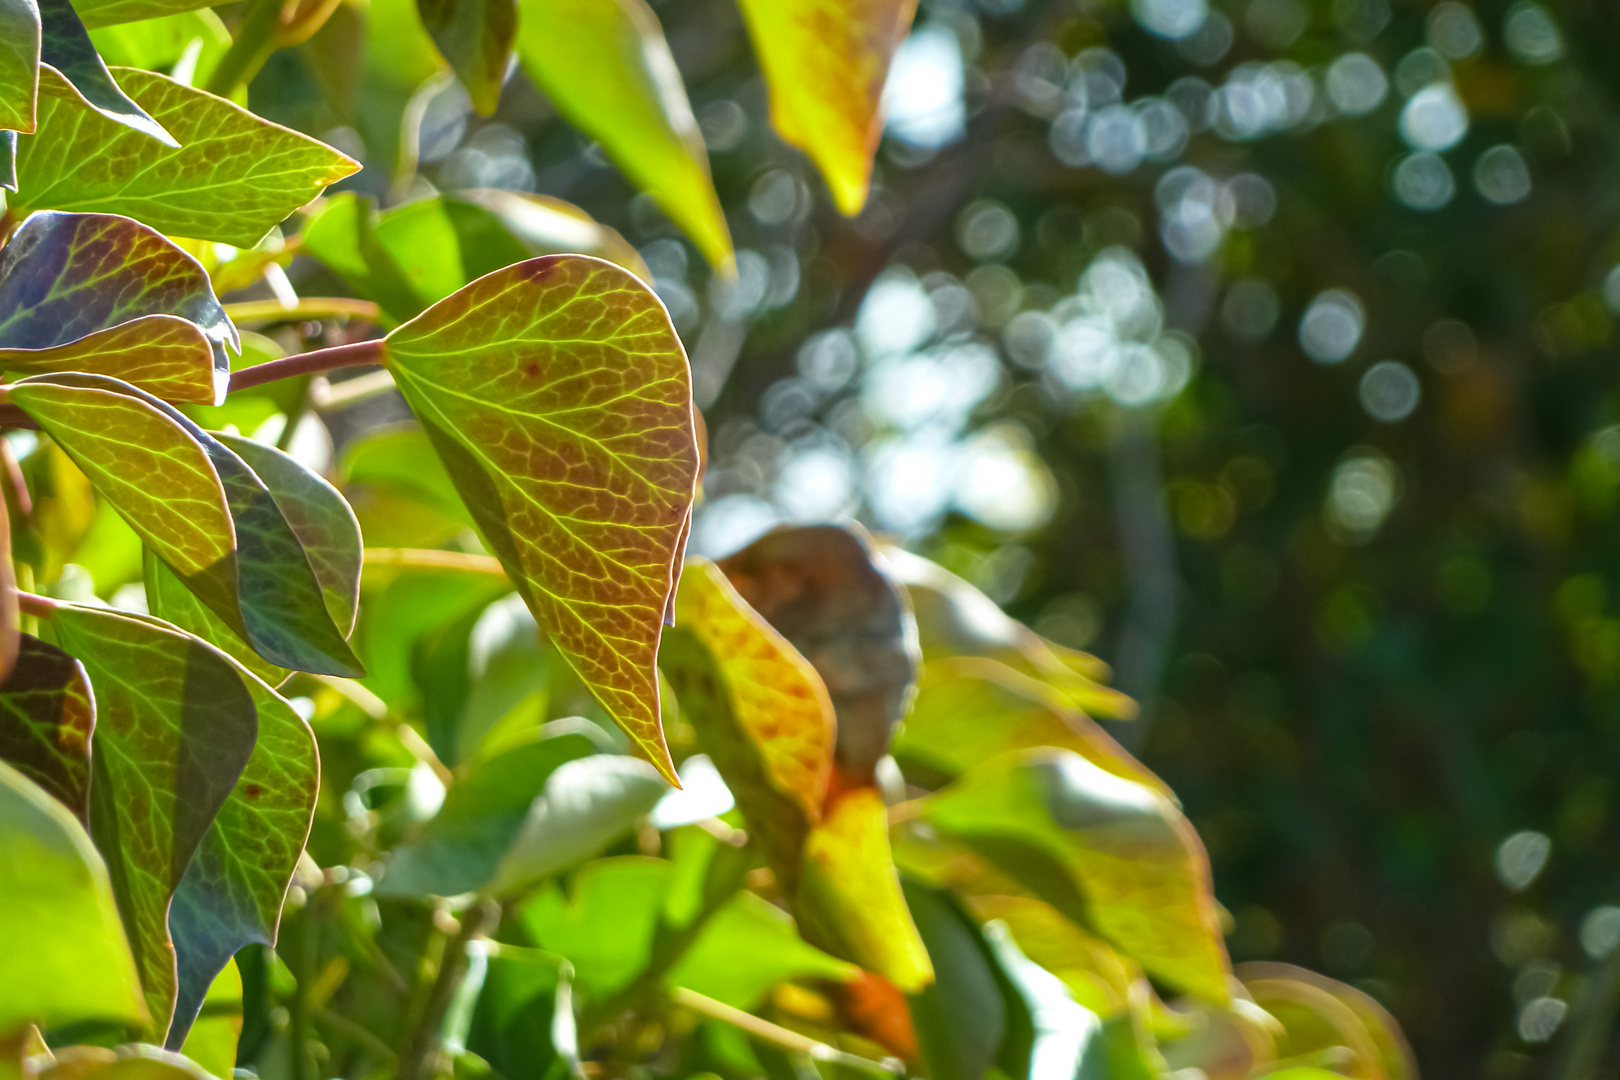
[15, 591, 58, 618]
[669, 988, 902, 1076]
[363, 548, 507, 577]
[228, 339, 385, 394]
[225, 298, 382, 324]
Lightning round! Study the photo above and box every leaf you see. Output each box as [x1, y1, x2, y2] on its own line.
[660, 557, 833, 892]
[341, 424, 471, 526]
[893, 658, 1167, 796]
[87, 10, 231, 82]
[514, 0, 732, 269]
[521, 856, 671, 998]
[488, 754, 669, 897]
[666, 890, 859, 1009]
[71, 0, 216, 29]
[377, 729, 598, 897]
[144, 550, 287, 687]
[51, 603, 259, 1034]
[901, 878, 1012, 1080]
[176, 960, 241, 1079]
[458, 190, 651, 281]
[0, 633, 95, 823]
[1, 128, 16, 191]
[165, 662, 318, 1049]
[0, 758, 147, 1033]
[796, 787, 933, 993]
[353, 562, 511, 712]
[981, 920, 1111, 1080]
[38, 1, 175, 144]
[35, 1044, 219, 1080]
[0, 468, 16, 682]
[417, 0, 516, 115]
[381, 256, 700, 783]
[917, 749, 1231, 1004]
[734, 0, 916, 216]
[964, 894, 1139, 1018]
[299, 193, 427, 326]
[719, 524, 919, 786]
[15, 66, 359, 246]
[0, 0, 40, 134]
[0, 210, 237, 405]
[1237, 963, 1415, 1080]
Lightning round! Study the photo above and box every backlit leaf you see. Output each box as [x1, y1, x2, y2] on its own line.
[0, 0, 40, 134]
[0, 759, 147, 1033]
[15, 66, 359, 246]
[661, 557, 833, 891]
[0, 210, 237, 404]
[381, 256, 700, 783]
[964, 894, 1138, 1018]
[719, 524, 918, 786]
[39, 2, 175, 143]
[52, 603, 258, 1033]
[72, 0, 216, 29]
[1238, 963, 1415, 1080]
[166, 662, 318, 1048]
[88, 9, 231, 82]
[176, 960, 242, 1079]
[514, 0, 732, 269]
[0, 633, 95, 823]
[736, 0, 916, 215]
[797, 786, 933, 993]
[417, 0, 516, 115]
[918, 748, 1231, 1004]
[144, 550, 286, 687]
[521, 856, 672, 999]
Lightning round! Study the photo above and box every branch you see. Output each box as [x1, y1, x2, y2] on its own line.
[363, 548, 507, 577]
[669, 988, 902, 1077]
[229, 339, 385, 394]
[225, 298, 382, 324]
[15, 592, 59, 618]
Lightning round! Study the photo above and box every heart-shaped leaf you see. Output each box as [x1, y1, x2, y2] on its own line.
[735, 0, 916, 215]
[0, 211, 236, 404]
[52, 603, 259, 1034]
[15, 66, 359, 246]
[417, 0, 516, 115]
[0, 633, 95, 824]
[917, 748, 1231, 1004]
[38, 1, 174, 143]
[0, 0, 39, 134]
[165, 660, 318, 1049]
[514, 0, 731, 269]
[381, 255, 699, 782]
[0, 759, 147, 1034]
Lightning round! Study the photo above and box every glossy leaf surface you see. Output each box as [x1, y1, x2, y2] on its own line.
[382, 256, 700, 782]
[417, 0, 516, 115]
[0, 0, 39, 134]
[53, 604, 258, 1033]
[0, 759, 146, 1033]
[919, 748, 1230, 1004]
[0, 633, 95, 823]
[38, 1, 174, 143]
[514, 0, 731, 268]
[16, 66, 359, 246]
[735, 0, 916, 215]
[0, 210, 236, 404]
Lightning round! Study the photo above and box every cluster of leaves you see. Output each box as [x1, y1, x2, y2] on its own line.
[0, 2, 1425, 1080]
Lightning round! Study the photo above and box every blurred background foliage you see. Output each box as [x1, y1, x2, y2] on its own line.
[95, 0, 1620, 1073]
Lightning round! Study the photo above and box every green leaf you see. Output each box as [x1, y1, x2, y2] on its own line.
[0, 0, 40, 134]
[417, 0, 516, 115]
[165, 661, 318, 1049]
[661, 557, 833, 892]
[381, 256, 700, 783]
[52, 603, 259, 1034]
[964, 894, 1139, 1018]
[521, 856, 672, 998]
[1, 128, 16, 191]
[34, 1044, 219, 1080]
[514, 0, 732, 269]
[71, 0, 216, 29]
[667, 890, 858, 1010]
[39, 1, 175, 144]
[917, 749, 1231, 1005]
[377, 729, 598, 897]
[719, 524, 918, 785]
[0, 633, 95, 823]
[981, 920, 1110, 1080]
[353, 561, 511, 712]
[0, 758, 147, 1033]
[144, 549, 287, 687]
[488, 754, 669, 896]
[1239, 963, 1416, 1080]
[902, 878, 1013, 1080]
[176, 960, 242, 1079]
[734, 0, 914, 216]
[0, 210, 237, 404]
[88, 10, 230, 83]
[15, 66, 359, 246]
[341, 424, 472, 528]
[299, 193, 427, 326]
[797, 787, 933, 994]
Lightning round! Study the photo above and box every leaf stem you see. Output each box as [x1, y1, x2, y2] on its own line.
[363, 548, 507, 577]
[15, 591, 58, 618]
[228, 339, 385, 394]
[205, 0, 283, 97]
[225, 298, 382, 324]
[398, 901, 501, 1080]
[668, 988, 902, 1076]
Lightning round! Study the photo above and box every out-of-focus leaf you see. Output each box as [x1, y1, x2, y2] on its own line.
[381, 256, 700, 783]
[417, 0, 515, 115]
[734, 0, 914, 216]
[0, 210, 237, 405]
[880, 546, 1133, 720]
[489, 754, 669, 896]
[981, 920, 1110, 1080]
[964, 894, 1137, 1018]
[661, 557, 833, 889]
[0, 758, 147, 1033]
[299, 193, 425, 326]
[902, 878, 1011, 1080]
[0, 634, 95, 823]
[918, 748, 1231, 1004]
[15, 66, 359, 246]
[73, 0, 217, 29]
[666, 890, 859, 1009]
[719, 525, 918, 785]
[165, 662, 317, 1049]
[0, 469, 15, 681]
[88, 9, 231, 83]
[2, 127, 16, 190]
[38, 2, 175, 143]
[355, 563, 510, 710]
[894, 658, 1166, 795]
[458, 190, 651, 280]
[513, 0, 732, 269]
[1158, 1001, 1274, 1080]
[0, 0, 40, 134]
[34, 1044, 219, 1080]
[52, 603, 258, 1034]
[521, 856, 672, 998]
[341, 424, 472, 528]
[797, 786, 932, 993]
[176, 959, 241, 1078]
[467, 948, 565, 1080]
[1239, 963, 1415, 1080]
[28, 438, 96, 585]
[379, 730, 597, 897]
